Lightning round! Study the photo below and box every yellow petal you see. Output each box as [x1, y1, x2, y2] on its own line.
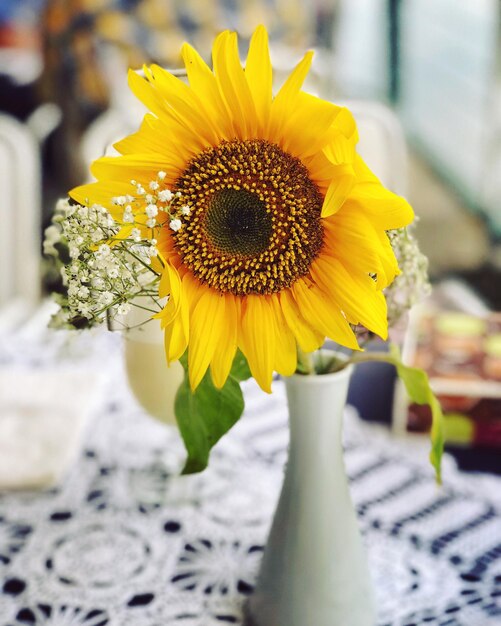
[105, 225, 133, 248]
[147, 64, 221, 145]
[181, 42, 233, 139]
[274, 51, 314, 106]
[164, 308, 188, 362]
[158, 262, 179, 300]
[321, 163, 356, 218]
[114, 114, 192, 173]
[162, 273, 190, 362]
[303, 151, 338, 193]
[323, 211, 386, 280]
[269, 50, 314, 142]
[212, 31, 256, 138]
[183, 271, 204, 316]
[323, 134, 356, 166]
[188, 288, 226, 390]
[127, 68, 168, 119]
[155, 263, 182, 328]
[240, 295, 275, 393]
[333, 107, 358, 142]
[348, 156, 414, 229]
[292, 279, 360, 351]
[281, 92, 341, 159]
[310, 256, 388, 339]
[210, 294, 238, 389]
[279, 289, 324, 353]
[270, 296, 297, 377]
[70, 181, 133, 217]
[375, 229, 400, 289]
[129, 68, 211, 157]
[90, 153, 177, 184]
[322, 108, 359, 165]
[165, 271, 208, 363]
[245, 25, 272, 132]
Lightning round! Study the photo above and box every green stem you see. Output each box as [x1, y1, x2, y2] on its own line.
[130, 302, 158, 314]
[345, 352, 401, 368]
[296, 346, 315, 375]
[317, 350, 399, 375]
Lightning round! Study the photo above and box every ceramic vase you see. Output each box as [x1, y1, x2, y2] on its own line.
[246, 354, 376, 626]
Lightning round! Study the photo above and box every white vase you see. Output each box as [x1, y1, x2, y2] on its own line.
[246, 354, 376, 626]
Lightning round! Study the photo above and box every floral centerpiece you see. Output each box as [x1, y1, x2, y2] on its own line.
[45, 25, 443, 625]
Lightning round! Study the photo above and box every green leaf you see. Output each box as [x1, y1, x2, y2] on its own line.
[230, 349, 252, 381]
[390, 344, 444, 484]
[174, 351, 247, 474]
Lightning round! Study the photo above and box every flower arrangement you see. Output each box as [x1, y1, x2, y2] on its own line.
[45, 26, 443, 479]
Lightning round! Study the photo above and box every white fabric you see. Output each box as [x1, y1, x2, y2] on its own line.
[0, 369, 99, 490]
[0, 323, 500, 626]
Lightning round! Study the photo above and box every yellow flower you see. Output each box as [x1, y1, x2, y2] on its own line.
[71, 26, 413, 393]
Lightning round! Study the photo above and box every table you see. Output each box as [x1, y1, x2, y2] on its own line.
[0, 313, 500, 625]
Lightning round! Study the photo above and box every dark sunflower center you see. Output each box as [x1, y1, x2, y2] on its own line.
[205, 188, 272, 256]
[172, 139, 324, 296]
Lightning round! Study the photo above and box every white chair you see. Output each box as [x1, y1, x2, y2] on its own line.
[80, 108, 137, 171]
[0, 113, 42, 327]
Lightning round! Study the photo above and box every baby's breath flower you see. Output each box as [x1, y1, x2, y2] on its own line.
[100, 291, 114, 305]
[145, 204, 158, 218]
[91, 229, 103, 242]
[97, 244, 111, 258]
[169, 218, 182, 232]
[180, 205, 191, 216]
[158, 189, 173, 202]
[45, 197, 162, 330]
[157, 170, 166, 180]
[43, 225, 61, 255]
[77, 206, 89, 219]
[77, 302, 92, 317]
[123, 208, 134, 223]
[149, 180, 159, 191]
[386, 226, 431, 327]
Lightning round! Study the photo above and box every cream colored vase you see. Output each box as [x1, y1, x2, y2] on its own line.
[122, 300, 184, 426]
[247, 356, 376, 626]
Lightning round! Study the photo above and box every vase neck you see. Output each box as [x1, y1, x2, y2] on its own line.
[284, 367, 352, 472]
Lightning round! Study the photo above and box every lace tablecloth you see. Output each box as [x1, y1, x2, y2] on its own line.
[0, 319, 500, 626]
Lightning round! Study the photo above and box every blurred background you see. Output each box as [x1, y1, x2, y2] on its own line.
[1, 0, 499, 303]
[1, 0, 500, 468]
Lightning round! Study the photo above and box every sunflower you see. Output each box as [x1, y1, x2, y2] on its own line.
[71, 25, 413, 393]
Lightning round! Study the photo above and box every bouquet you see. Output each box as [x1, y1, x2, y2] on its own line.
[45, 26, 443, 480]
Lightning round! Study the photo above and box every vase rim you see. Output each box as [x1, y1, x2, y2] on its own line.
[287, 350, 353, 385]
